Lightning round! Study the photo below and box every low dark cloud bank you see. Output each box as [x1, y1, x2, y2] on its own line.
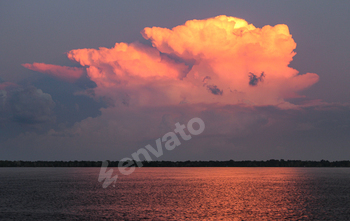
[0, 85, 55, 125]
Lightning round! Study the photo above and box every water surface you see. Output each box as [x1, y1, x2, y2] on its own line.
[0, 167, 349, 220]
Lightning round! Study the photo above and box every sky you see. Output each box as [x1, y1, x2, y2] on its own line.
[0, 1, 350, 161]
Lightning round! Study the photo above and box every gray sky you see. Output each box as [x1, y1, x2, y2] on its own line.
[1, 1, 350, 161]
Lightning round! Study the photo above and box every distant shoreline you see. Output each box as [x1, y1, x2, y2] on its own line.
[1, 160, 350, 167]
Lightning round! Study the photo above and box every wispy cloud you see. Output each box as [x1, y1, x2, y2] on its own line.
[22, 63, 85, 83]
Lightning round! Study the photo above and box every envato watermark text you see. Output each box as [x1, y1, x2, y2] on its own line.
[98, 117, 205, 188]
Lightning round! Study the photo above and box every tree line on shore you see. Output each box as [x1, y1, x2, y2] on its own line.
[0, 159, 350, 167]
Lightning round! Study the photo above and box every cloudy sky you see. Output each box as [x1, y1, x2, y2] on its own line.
[1, 1, 349, 161]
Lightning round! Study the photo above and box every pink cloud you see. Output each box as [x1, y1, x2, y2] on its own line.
[22, 63, 85, 83]
[0, 82, 18, 90]
[24, 15, 319, 109]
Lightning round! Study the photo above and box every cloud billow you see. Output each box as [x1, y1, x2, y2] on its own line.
[13, 15, 348, 161]
[23, 15, 319, 109]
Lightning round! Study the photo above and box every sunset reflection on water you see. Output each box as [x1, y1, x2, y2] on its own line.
[115, 168, 314, 220]
[1, 167, 349, 220]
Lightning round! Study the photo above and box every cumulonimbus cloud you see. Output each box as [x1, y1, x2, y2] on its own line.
[23, 15, 319, 108]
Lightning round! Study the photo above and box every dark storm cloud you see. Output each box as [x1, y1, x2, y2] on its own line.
[73, 75, 97, 90]
[3, 101, 350, 161]
[207, 85, 223, 95]
[0, 85, 55, 124]
[248, 72, 265, 86]
[202, 76, 211, 83]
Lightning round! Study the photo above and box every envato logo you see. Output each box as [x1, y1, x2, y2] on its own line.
[98, 117, 205, 188]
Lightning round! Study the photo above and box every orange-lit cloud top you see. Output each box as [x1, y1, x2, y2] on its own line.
[67, 42, 188, 86]
[22, 63, 84, 83]
[24, 15, 319, 108]
[142, 15, 319, 107]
